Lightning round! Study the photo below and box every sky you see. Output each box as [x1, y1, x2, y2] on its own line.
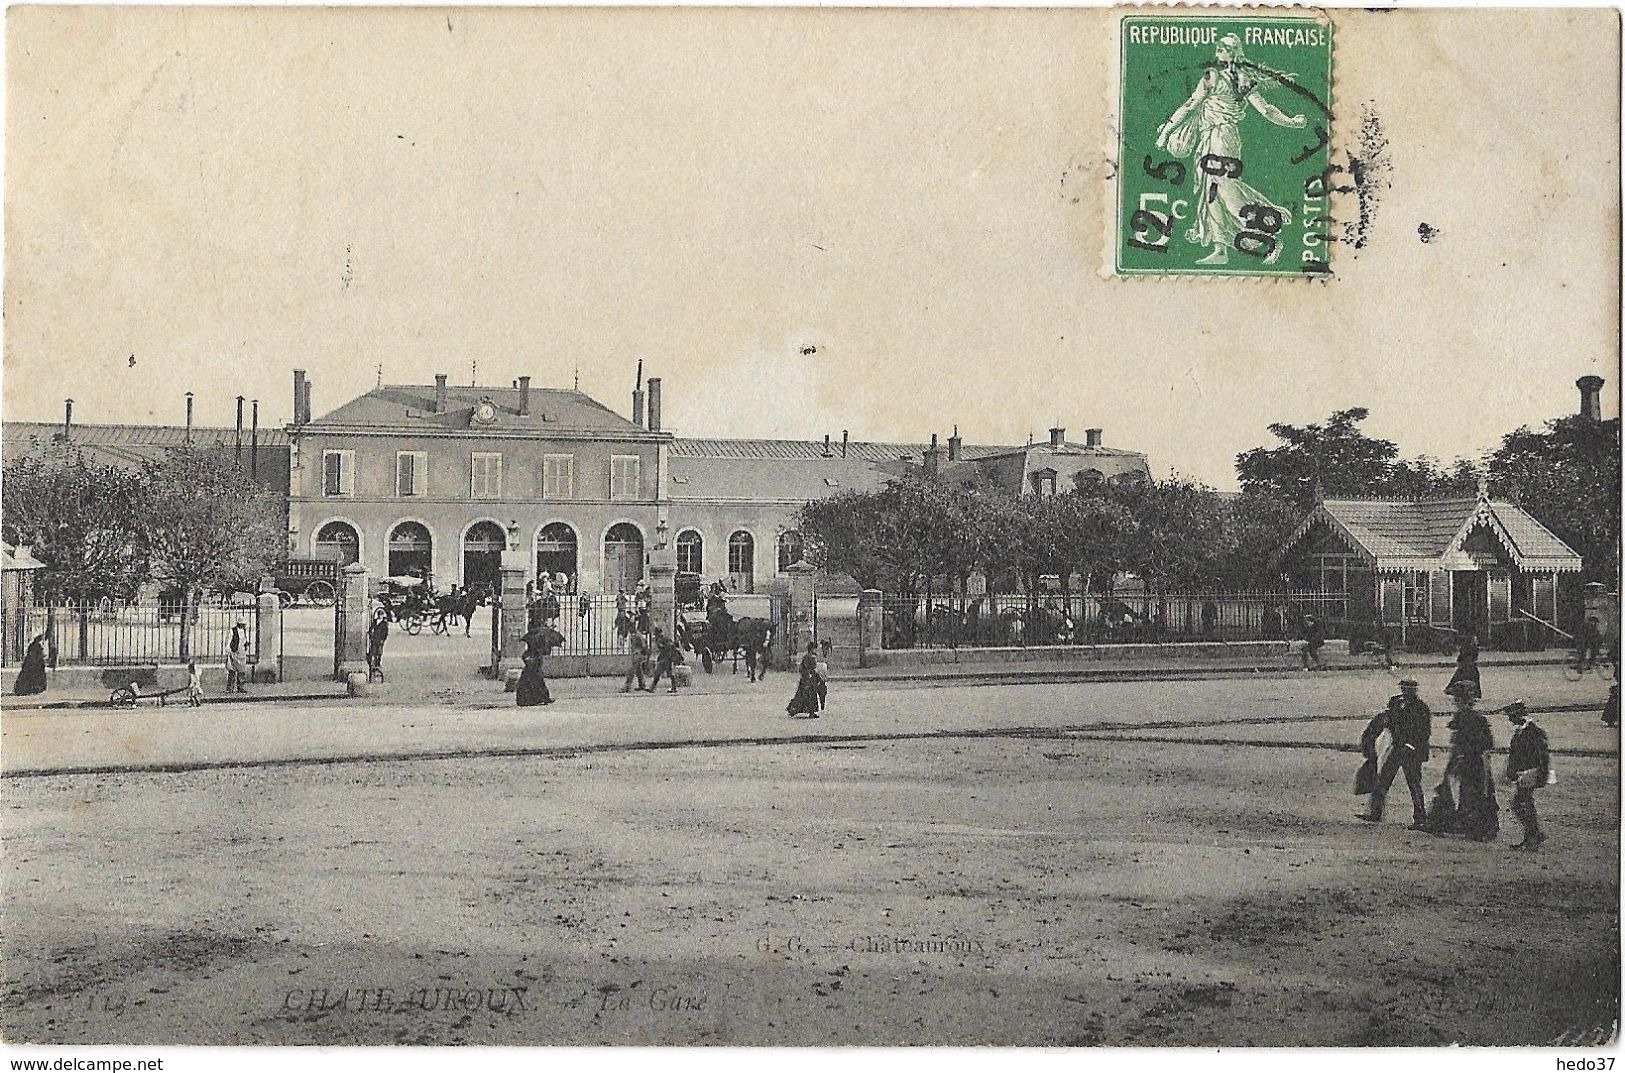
[4, 6, 1619, 489]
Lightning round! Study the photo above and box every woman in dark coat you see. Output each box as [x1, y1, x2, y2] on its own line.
[786, 641, 821, 718]
[1445, 630, 1481, 700]
[516, 625, 562, 707]
[12, 634, 46, 696]
[1438, 682, 1499, 841]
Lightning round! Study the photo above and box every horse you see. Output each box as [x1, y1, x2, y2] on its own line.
[682, 606, 775, 682]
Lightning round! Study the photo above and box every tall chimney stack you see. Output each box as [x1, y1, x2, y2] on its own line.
[518, 375, 532, 416]
[841, 430, 849, 458]
[924, 433, 941, 479]
[250, 400, 260, 480]
[823, 433, 832, 458]
[647, 377, 662, 432]
[303, 379, 312, 426]
[1085, 428, 1103, 448]
[235, 396, 245, 456]
[292, 369, 307, 427]
[435, 373, 448, 414]
[948, 425, 962, 462]
[185, 392, 195, 442]
[1577, 375, 1605, 422]
[62, 399, 73, 440]
[1049, 426, 1065, 448]
[632, 360, 646, 426]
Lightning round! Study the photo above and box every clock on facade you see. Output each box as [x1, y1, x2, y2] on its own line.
[473, 399, 498, 424]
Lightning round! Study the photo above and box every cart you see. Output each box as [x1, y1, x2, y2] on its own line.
[274, 557, 341, 607]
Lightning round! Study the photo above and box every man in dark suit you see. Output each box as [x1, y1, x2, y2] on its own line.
[1360, 678, 1432, 828]
[1504, 701, 1552, 850]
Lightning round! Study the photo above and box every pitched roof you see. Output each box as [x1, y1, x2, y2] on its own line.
[668, 455, 893, 501]
[669, 437, 1016, 463]
[308, 384, 650, 435]
[1284, 497, 1583, 572]
[3, 422, 290, 468]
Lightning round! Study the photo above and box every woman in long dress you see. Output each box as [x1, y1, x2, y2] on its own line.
[1445, 630, 1482, 700]
[12, 634, 46, 696]
[1438, 682, 1500, 841]
[786, 641, 821, 719]
[1155, 34, 1309, 266]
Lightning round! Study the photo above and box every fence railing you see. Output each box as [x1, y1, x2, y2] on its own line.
[875, 591, 1351, 650]
[526, 593, 647, 657]
[5, 600, 260, 667]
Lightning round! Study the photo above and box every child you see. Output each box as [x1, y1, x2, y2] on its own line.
[815, 640, 831, 713]
[186, 661, 203, 707]
[1504, 700, 1553, 850]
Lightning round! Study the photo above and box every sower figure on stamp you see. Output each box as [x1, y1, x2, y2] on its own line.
[1503, 700, 1553, 850]
[1155, 34, 1307, 266]
[1360, 677, 1432, 828]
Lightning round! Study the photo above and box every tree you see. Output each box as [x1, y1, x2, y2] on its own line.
[1236, 408, 1399, 511]
[1488, 415, 1621, 585]
[135, 445, 285, 657]
[1, 439, 146, 600]
[1211, 488, 1301, 590]
[1104, 477, 1228, 591]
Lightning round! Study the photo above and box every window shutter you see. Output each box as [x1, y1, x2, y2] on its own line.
[1429, 571, 1451, 625]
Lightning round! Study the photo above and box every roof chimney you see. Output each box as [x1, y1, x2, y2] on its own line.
[1049, 426, 1065, 448]
[632, 360, 645, 426]
[185, 392, 195, 443]
[948, 425, 962, 462]
[435, 373, 448, 414]
[303, 379, 313, 426]
[1085, 428, 1103, 448]
[1578, 375, 1604, 422]
[924, 433, 941, 479]
[841, 430, 849, 458]
[647, 377, 662, 432]
[292, 369, 307, 427]
[62, 398, 73, 440]
[235, 396, 245, 455]
[823, 433, 832, 458]
[518, 375, 531, 416]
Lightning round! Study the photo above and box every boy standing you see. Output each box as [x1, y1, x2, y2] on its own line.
[1504, 700, 1553, 850]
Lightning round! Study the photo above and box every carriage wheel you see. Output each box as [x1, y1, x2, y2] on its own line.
[305, 580, 336, 608]
[404, 616, 423, 636]
[276, 590, 294, 609]
[109, 687, 137, 709]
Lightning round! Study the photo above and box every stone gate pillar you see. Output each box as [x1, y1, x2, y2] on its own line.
[254, 576, 282, 683]
[784, 560, 819, 664]
[496, 544, 529, 683]
[857, 588, 885, 668]
[335, 561, 370, 681]
[648, 562, 676, 637]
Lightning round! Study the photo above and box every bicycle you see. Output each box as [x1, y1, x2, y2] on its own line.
[1562, 651, 1616, 682]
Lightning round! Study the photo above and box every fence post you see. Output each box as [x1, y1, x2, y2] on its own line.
[335, 561, 370, 682]
[496, 549, 528, 685]
[858, 588, 884, 668]
[784, 560, 818, 662]
[254, 578, 282, 683]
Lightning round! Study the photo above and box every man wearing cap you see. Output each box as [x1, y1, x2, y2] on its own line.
[1504, 701, 1552, 849]
[1360, 678, 1432, 828]
[225, 619, 251, 695]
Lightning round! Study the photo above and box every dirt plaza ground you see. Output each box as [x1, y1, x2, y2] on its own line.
[1, 647, 1618, 1046]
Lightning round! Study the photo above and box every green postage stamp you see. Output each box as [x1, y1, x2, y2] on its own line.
[1114, 12, 1334, 279]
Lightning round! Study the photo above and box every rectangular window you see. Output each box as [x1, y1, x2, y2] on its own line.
[1488, 570, 1512, 623]
[322, 450, 355, 496]
[610, 455, 641, 500]
[396, 451, 427, 497]
[471, 452, 502, 499]
[1533, 575, 1557, 622]
[1429, 571, 1452, 625]
[542, 454, 575, 499]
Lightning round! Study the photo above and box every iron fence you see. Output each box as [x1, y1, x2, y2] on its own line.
[528, 593, 647, 657]
[9, 599, 260, 667]
[876, 590, 1350, 650]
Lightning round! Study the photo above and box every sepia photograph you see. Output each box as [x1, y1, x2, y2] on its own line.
[0, 1, 1619, 1059]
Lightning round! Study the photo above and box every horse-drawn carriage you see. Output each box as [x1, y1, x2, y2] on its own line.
[677, 589, 776, 681]
[374, 576, 485, 636]
[273, 558, 340, 608]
